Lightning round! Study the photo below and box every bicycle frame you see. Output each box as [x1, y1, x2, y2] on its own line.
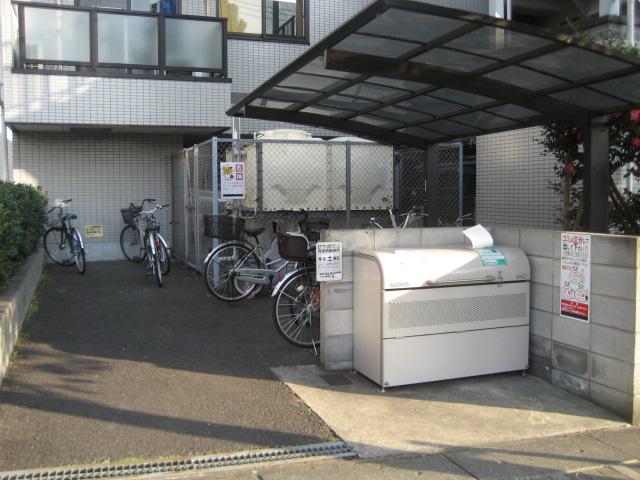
[366, 197, 425, 229]
[203, 240, 290, 286]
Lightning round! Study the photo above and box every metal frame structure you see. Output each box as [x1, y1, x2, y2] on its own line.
[227, 0, 640, 232]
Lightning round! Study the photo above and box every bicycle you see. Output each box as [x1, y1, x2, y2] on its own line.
[202, 210, 314, 302]
[363, 196, 426, 229]
[120, 199, 154, 263]
[271, 226, 320, 351]
[121, 200, 171, 287]
[438, 213, 474, 227]
[43, 198, 86, 274]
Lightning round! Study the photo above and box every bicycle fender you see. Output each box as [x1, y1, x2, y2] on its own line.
[271, 268, 302, 297]
[204, 248, 216, 264]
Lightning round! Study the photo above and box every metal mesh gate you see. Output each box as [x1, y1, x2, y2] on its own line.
[171, 138, 463, 271]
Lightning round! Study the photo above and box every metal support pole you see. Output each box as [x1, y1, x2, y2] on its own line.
[345, 141, 352, 229]
[583, 116, 610, 233]
[425, 144, 440, 227]
[628, 0, 636, 46]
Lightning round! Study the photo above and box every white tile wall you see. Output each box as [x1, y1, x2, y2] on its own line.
[13, 132, 182, 261]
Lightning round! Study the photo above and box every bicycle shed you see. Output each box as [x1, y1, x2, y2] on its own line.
[225, 0, 640, 422]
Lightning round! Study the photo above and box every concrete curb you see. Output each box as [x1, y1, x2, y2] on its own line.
[0, 248, 44, 384]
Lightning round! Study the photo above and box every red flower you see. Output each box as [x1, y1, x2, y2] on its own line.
[632, 137, 640, 147]
[566, 163, 576, 175]
[631, 110, 640, 123]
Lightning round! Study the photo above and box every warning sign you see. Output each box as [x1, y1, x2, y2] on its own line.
[220, 162, 245, 199]
[560, 233, 591, 322]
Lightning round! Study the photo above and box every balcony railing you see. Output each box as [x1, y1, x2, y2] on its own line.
[12, 2, 228, 80]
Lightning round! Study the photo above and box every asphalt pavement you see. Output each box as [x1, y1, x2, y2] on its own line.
[0, 260, 333, 472]
[1, 259, 640, 480]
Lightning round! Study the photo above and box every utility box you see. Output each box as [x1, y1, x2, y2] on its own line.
[353, 246, 531, 388]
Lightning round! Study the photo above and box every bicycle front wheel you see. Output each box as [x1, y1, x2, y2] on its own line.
[71, 229, 86, 274]
[204, 242, 259, 302]
[272, 267, 320, 349]
[44, 227, 73, 266]
[120, 225, 145, 262]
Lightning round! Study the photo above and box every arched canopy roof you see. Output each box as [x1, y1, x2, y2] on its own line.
[227, 0, 640, 148]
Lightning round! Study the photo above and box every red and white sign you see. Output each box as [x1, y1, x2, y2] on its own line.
[560, 233, 591, 322]
[220, 162, 245, 199]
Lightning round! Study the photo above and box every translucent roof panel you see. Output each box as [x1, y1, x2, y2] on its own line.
[521, 47, 631, 81]
[445, 27, 554, 60]
[228, 0, 640, 148]
[413, 48, 497, 72]
[482, 66, 568, 91]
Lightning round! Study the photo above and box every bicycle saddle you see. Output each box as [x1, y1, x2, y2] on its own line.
[245, 227, 265, 237]
[145, 223, 161, 232]
[62, 214, 77, 220]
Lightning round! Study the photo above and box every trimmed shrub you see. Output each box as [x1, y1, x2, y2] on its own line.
[0, 181, 48, 292]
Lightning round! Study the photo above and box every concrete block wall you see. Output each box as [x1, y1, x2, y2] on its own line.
[319, 226, 640, 424]
[0, 249, 44, 384]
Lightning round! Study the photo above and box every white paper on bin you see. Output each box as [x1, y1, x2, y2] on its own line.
[463, 224, 493, 248]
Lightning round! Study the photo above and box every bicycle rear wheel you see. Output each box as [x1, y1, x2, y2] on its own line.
[204, 242, 259, 302]
[272, 267, 320, 349]
[120, 225, 145, 262]
[71, 229, 86, 274]
[147, 232, 163, 287]
[44, 227, 73, 266]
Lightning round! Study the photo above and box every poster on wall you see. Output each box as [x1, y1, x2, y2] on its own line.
[220, 162, 245, 199]
[316, 242, 342, 281]
[560, 232, 591, 322]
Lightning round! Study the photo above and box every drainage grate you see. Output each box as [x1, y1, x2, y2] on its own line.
[0, 442, 355, 480]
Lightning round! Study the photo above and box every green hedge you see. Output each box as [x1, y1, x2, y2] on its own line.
[0, 181, 48, 292]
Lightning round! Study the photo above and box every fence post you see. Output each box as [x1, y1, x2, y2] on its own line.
[345, 141, 352, 229]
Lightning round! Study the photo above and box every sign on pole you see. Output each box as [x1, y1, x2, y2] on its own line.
[220, 162, 245, 199]
[560, 232, 591, 322]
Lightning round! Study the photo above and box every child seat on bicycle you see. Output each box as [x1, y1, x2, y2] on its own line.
[273, 221, 313, 263]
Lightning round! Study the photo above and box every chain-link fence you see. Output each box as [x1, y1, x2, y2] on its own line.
[172, 137, 463, 271]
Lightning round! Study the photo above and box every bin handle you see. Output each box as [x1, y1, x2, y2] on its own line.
[426, 275, 496, 285]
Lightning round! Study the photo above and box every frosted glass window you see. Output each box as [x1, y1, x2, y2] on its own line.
[165, 19, 223, 69]
[98, 14, 158, 65]
[24, 7, 90, 62]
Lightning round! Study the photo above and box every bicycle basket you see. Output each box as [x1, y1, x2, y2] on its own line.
[301, 218, 330, 242]
[47, 210, 62, 228]
[276, 231, 309, 262]
[203, 214, 245, 240]
[121, 207, 141, 226]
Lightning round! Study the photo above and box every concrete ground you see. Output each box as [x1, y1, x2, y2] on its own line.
[1, 260, 639, 480]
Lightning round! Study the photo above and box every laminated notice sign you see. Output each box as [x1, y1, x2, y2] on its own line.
[475, 248, 508, 266]
[316, 242, 342, 281]
[220, 162, 245, 199]
[560, 233, 591, 322]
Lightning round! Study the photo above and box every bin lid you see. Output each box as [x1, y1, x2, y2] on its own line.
[355, 247, 530, 289]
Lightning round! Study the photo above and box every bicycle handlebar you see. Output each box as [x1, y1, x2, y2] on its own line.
[47, 199, 72, 214]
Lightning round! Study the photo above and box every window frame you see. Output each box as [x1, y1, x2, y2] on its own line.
[218, 0, 309, 43]
[12, 1, 229, 81]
